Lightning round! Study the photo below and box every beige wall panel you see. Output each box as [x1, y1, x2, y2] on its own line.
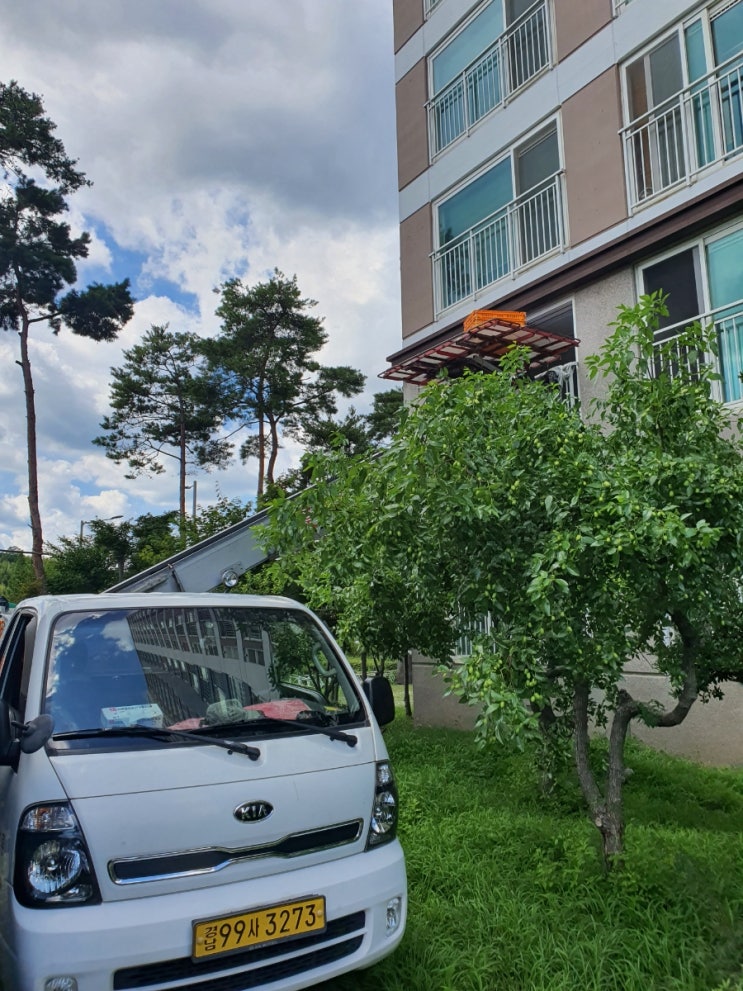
[563, 69, 627, 247]
[396, 60, 429, 191]
[400, 204, 434, 338]
[555, 0, 612, 60]
[393, 0, 424, 53]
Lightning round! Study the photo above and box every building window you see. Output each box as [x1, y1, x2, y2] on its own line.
[433, 123, 564, 313]
[428, 0, 552, 157]
[531, 302, 579, 405]
[622, 0, 743, 209]
[642, 223, 743, 403]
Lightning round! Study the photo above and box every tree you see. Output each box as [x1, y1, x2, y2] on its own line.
[0, 81, 85, 187]
[0, 81, 134, 590]
[46, 537, 117, 594]
[126, 512, 180, 574]
[263, 294, 743, 866]
[205, 271, 365, 500]
[273, 388, 404, 496]
[96, 325, 233, 525]
[297, 388, 403, 454]
[0, 547, 34, 603]
[365, 388, 404, 445]
[181, 494, 253, 546]
[45, 511, 183, 592]
[86, 517, 132, 582]
[45, 498, 255, 594]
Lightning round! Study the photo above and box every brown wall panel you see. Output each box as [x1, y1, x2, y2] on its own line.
[400, 204, 434, 338]
[396, 60, 429, 190]
[555, 0, 612, 60]
[562, 68, 627, 247]
[393, 0, 424, 53]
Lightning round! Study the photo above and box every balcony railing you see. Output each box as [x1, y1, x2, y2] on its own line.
[433, 173, 565, 314]
[623, 53, 743, 209]
[652, 299, 743, 404]
[428, 0, 551, 157]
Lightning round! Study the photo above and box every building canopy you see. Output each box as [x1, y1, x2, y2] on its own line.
[380, 310, 579, 386]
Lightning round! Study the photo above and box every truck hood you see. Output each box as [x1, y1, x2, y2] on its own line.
[49, 730, 380, 902]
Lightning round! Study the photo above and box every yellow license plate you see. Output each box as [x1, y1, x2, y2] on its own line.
[192, 896, 326, 959]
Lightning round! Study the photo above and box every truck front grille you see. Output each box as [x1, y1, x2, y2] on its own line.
[113, 910, 365, 989]
[110, 820, 363, 883]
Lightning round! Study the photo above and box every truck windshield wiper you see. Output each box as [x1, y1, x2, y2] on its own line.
[206, 713, 358, 748]
[52, 724, 261, 760]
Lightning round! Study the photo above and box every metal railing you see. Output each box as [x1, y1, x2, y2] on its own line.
[428, 0, 551, 156]
[652, 299, 743, 404]
[454, 613, 491, 659]
[623, 53, 743, 209]
[433, 172, 565, 313]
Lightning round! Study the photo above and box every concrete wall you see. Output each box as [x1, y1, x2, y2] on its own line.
[413, 651, 743, 767]
[411, 653, 480, 730]
[573, 266, 635, 408]
[622, 667, 743, 766]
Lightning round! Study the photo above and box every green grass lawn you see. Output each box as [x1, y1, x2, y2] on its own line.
[319, 714, 743, 991]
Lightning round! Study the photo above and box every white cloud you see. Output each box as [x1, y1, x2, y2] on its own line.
[0, 1, 402, 552]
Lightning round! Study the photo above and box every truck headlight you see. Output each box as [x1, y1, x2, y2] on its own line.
[366, 761, 398, 848]
[14, 803, 101, 907]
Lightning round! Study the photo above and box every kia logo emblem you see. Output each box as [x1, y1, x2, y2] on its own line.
[234, 801, 273, 823]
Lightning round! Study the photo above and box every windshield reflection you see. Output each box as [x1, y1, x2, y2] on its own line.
[44, 605, 362, 740]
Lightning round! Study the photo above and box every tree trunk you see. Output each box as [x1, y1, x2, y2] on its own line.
[573, 681, 637, 869]
[178, 415, 187, 530]
[593, 807, 624, 863]
[403, 651, 413, 718]
[531, 701, 559, 795]
[257, 417, 266, 499]
[18, 314, 46, 592]
[266, 414, 280, 490]
[360, 650, 368, 681]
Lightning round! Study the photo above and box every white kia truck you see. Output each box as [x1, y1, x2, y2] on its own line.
[0, 592, 406, 991]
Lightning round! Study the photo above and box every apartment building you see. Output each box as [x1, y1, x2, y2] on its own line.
[386, 0, 743, 762]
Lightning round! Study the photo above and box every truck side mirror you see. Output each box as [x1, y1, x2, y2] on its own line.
[17, 714, 54, 754]
[362, 675, 395, 727]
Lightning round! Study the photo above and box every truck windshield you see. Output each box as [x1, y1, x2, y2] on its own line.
[43, 605, 364, 737]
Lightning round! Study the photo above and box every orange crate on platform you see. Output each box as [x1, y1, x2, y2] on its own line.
[464, 309, 526, 332]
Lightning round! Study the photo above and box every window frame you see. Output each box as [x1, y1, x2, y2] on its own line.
[428, 0, 504, 101]
[427, 0, 553, 158]
[636, 217, 743, 405]
[0, 611, 38, 723]
[431, 116, 564, 313]
[433, 115, 562, 252]
[620, 0, 743, 208]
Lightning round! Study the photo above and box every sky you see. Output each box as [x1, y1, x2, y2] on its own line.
[0, 0, 402, 552]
